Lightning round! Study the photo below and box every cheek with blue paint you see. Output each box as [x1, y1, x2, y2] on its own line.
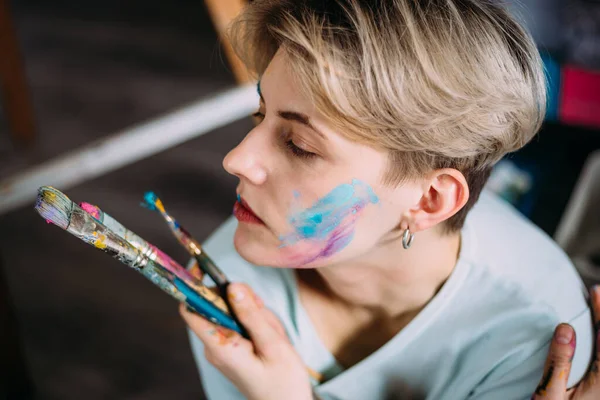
[279, 179, 379, 264]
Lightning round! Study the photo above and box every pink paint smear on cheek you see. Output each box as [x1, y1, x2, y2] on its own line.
[280, 179, 379, 267]
[285, 206, 363, 268]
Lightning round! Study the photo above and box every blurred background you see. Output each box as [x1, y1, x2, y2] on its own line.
[0, 0, 599, 398]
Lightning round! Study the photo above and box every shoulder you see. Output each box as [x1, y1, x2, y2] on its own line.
[451, 192, 594, 388]
[464, 191, 586, 319]
[467, 190, 571, 269]
[436, 271, 592, 394]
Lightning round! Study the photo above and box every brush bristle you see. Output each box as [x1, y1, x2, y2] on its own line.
[142, 191, 165, 213]
[34, 186, 73, 229]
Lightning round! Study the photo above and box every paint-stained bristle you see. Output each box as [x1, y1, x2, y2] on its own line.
[80, 202, 102, 220]
[142, 191, 165, 213]
[34, 186, 73, 229]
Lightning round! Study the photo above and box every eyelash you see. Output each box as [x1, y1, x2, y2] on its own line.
[252, 110, 317, 160]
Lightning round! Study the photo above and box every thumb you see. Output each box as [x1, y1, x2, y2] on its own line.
[533, 323, 576, 399]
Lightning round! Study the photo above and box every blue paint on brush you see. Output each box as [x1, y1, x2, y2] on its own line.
[281, 179, 379, 251]
[174, 277, 244, 335]
[142, 191, 159, 210]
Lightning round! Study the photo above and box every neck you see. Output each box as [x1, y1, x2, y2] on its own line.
[298, 228, 461, 319]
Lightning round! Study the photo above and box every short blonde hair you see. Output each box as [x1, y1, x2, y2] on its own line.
[229, 0, 547, 232]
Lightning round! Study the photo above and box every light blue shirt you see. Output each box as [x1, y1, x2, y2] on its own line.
[188, 191, 593, 399]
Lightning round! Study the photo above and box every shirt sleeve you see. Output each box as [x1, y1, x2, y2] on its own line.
[467, 308, 593, 400]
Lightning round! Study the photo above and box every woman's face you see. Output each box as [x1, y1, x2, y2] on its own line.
[223, 50, 423, 268]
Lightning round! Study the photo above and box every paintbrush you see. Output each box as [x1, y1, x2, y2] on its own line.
[79, 202, 151, 253]
[141, 192, 323, 382]
[78, 202, 229, 314]
[141, 192, 253, 340]
[34, 186, 244, 335]
[141, 192, 228, 291]
[35, 188, 321, 380]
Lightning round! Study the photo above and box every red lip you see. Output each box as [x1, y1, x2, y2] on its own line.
[233, 197, 264, 225]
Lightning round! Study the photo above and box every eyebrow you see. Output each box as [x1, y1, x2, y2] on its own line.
[257, 81, 326, 140]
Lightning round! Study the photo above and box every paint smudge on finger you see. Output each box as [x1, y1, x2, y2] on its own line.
[534, 362, 554, 396]
[280, 179, 378, 265]
[214, 327, 236, 345]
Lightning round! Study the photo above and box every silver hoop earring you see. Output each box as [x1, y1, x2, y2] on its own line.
[402, 228, 415, 249]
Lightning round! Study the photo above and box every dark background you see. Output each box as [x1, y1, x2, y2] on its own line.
[1, 1, 248, 398]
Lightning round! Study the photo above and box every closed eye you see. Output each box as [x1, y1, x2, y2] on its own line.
[285, 139, 316, 159]
[252, 109, 317, 160]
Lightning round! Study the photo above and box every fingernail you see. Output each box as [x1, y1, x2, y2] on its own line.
[555, 324, 574, 345]
[229, 285, 246, 303]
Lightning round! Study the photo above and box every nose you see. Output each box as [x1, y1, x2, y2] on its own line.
[223, 128, 268, 185]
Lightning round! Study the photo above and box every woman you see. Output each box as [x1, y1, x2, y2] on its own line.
[183, 1, 594, 398]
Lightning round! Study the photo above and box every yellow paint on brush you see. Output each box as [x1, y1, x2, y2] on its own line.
[92, 231, 108, 249]
[154, 198, 166, 213]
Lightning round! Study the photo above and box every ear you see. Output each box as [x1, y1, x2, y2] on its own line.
[408, 169, 470, 232]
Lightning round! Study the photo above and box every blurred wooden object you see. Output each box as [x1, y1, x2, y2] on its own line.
[0, 0, 36, 147]
[204, 0, 252, 84]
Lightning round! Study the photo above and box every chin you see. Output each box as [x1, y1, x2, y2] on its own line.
[233, 224, 285, 267]
[233, 232, 266, 265]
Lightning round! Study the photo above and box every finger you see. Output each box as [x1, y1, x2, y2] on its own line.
[179, 303, 247, 350]
[533, 323, 576, 399]
[228, 283, 283, 358]
[180, 303, 263, 374]
[246, 289, 287, 338]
